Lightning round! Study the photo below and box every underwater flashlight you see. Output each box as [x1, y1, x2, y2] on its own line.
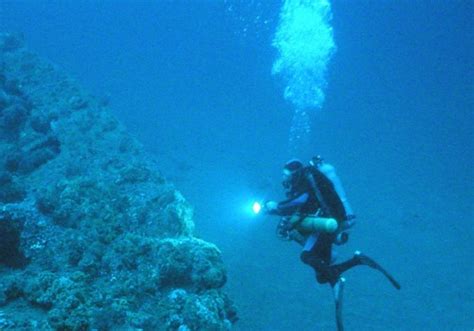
[252, 202, 262, 214]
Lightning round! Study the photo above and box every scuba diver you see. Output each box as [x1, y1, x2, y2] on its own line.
[263, 156, 400, 331]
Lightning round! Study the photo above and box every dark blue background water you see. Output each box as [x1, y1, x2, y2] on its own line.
[1, 1, 473, 330]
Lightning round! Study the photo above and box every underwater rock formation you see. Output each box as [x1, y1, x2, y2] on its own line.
[0, 33, 236, 330]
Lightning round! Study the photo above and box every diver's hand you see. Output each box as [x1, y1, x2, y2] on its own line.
[279, 219, 294, 232]
[276, 218, 294, 240]
[264, 201, 278, 213]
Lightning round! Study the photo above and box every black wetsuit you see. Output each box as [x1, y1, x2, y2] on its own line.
[274, 167, 359, 286]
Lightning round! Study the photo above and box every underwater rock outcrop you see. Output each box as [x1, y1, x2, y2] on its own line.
[0, 33, 236, 330]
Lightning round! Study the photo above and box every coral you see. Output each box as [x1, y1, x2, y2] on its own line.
[0, 32, 237, 330]
[0, 103, 28, 133]
[3, 79, 25, 98]
[116, 162, 152, 184]
[0, 274, 23, 305]
[0, 89, 9, 110]
[15, 136, 61, 174]
[0, 212, 27, 268]
[156, 238, 227, 290]
[23, 272, 92, 330]
[30, 113, 51, 134]
[4, 152, 21, 172]
[68, 95, 88, 110]
[0, 172, 26, 203]
[36, 177, 121, 229]
[162, 289, 237, 330]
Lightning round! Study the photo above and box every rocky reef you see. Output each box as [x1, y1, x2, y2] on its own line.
[0, 33, 236, 330]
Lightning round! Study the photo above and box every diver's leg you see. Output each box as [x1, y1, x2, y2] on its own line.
[301, 235, 348, 330]
[329, 254, 361, 275]
[300, 233, 339, 285]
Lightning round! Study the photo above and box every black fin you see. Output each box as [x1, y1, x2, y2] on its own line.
[355, 251, 401, 290]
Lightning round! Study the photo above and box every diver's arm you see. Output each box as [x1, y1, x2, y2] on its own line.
[269, 192, 309, 216]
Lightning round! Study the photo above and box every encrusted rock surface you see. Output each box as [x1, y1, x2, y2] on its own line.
[0, 33, 236, 330]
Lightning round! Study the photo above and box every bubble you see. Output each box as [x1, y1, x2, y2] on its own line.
[272, 0, 336, 151]
[223, 0, 277, 41]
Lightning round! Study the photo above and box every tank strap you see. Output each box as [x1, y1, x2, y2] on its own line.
[306, 171, 331, 217]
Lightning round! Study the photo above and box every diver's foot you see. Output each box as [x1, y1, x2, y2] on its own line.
[353, 251, 379, 269]
[353, 251, 401, 290]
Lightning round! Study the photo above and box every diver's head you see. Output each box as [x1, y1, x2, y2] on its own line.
[309, 155, 324, 167]
[282, 159, 304, 191]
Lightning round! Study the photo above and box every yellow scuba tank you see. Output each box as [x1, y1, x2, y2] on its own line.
[290, 214, 338, 234]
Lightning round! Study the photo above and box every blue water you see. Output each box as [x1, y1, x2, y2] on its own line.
[1, 1, 473, 330]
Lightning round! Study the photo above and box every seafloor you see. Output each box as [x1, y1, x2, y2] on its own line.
[0, 33, 236, 330]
